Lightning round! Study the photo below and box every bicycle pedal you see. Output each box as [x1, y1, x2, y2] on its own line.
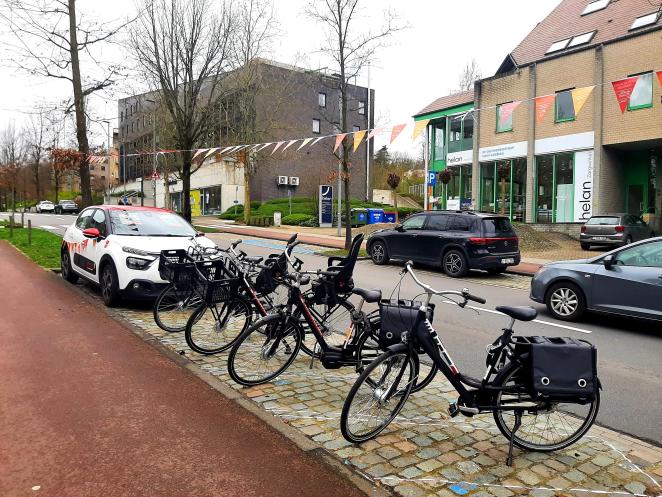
[448, 402, 460, 418]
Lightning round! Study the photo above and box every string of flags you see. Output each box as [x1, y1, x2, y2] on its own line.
[86, 70, 662, 163]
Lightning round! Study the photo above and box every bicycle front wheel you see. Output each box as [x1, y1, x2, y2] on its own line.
[493, 364, 600, 452]
[184, 296, 252, 355]
[153, 284, 203, 333]
[341, 349, 417, 444]
[227, 316, 303, 386]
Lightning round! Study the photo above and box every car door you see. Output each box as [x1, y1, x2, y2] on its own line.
[84, 208, 110, 282]
[417, 214, 450, 263]
[592, 240, 662, 320]
[65, 208, 95, 278]
[387, 214, 427, 261]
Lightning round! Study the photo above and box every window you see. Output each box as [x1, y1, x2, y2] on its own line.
[496, 103, 514, 132]
[352, 125, 361, 132]
[433, 123, 445, 160]
[535, 153, 574, 223]
[358, 100, 365, 115]
[630, 12, 660, 30]
[92, 209, 107, 237]
[547, 38, 571, 53]
[101, 166, 106, 171]
[318, 92, 326, 108]
[402, 215, 426, 229]
[568, 31, 596, 47]
[426, 214, 449, 231]
[582, 0, 609, 15]
[75, 209, 94, 230]
[448, 216, 473, 231]
[449, 116, 463, 151]
[555, 90, 576, 122]
[628, 72, 653, 110]
[312, 118, 321, 134]
[615, 241, 662, 268]
[120, 111, 124, 122]
[587, 216, 619, 225]
[483, 217, 513, 235]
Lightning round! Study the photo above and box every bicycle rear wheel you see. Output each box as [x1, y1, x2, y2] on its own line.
[493, 364, 600, 452]
[227, 316, 303, 386]
[341, 349, 416, 444]
[153, 284, 203, 333]
[184, 296, 252, 355]
[300, 299, 354, 358]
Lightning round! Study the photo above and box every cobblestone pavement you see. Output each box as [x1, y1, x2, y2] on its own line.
[112, 301, 662, 497]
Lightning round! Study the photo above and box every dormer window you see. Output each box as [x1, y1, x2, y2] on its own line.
[582, 0, 609, 15]
[630, 12, 660, 30]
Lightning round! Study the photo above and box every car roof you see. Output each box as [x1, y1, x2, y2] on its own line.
[423, 210, 509, 218]
[96, 204, 173, 213]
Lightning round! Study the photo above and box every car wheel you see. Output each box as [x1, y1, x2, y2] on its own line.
[580, 243, 590, 250]
[442, 249, 468, 278]
[60, 249, 78, 284]
[100, 262, 121, 307]
[370, 241, 389, 265]
[545, 282, 586, 321]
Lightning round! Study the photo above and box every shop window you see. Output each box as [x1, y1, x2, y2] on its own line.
[480, 163, 495, 212]
[496, 103, 514, 133]
[312, 118, 321, 134]
[535, 153, 574, 223]
[511, 158, 527, 222]
[449, 117, 463, 152]
[628, 72, 653, 110]
[536, 155, 554, 223]
[433, 123, 445, 160]
[555, 90, 576, 122]
[318, 92, 326, 108]
[462, 115, 474, 145]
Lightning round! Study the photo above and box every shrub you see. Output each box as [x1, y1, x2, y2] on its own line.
[219, 204, 244, 220]
[281, 214, 315, 226]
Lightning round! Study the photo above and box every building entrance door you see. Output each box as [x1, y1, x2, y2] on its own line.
[627, 184, 644, 215]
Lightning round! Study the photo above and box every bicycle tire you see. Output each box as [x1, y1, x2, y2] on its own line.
[492, 363, 600, 452]
[227, 316, 303, 386]
[184, 296, 252, 355]
[340, 349, 416, 444]
[299, 299, 355, 358]
[153, 284, 203, 333]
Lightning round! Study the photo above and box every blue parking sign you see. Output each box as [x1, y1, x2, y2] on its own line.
[427, 171, 436, 186]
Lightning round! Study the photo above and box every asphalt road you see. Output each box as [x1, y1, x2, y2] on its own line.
[0, 211, 76, 236]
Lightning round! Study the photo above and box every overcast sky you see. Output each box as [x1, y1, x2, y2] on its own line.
[0, 0, 560, 153]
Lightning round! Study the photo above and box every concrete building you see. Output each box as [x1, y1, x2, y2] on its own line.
[416, 0, 662, 232]
[89, 128, 120, 195]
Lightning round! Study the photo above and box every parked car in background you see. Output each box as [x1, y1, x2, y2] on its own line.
[55, 199, 79, 214]
[366, 210, 520, 277]
[530, 237, 662, 322]
[60, 205, 216, 306]
[580, 214, 654, 250]
[36, 200, 55, 213]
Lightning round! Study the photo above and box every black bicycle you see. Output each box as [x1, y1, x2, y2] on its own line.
[341, 261, 600, 465]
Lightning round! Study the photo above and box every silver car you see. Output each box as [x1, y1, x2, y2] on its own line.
[530, 237, 662, 322]
[580, 214, 655, 250]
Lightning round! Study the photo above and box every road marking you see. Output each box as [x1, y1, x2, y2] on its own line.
[60, 224, 71, 228]
[39, 225, 59, 230]
[440, 299, 592, 334]
[235, 238, 317, 255]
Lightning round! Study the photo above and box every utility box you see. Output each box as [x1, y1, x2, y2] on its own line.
[350, 208, 368, 227]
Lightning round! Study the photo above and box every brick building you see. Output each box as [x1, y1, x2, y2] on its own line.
[416, 0, 662, 232]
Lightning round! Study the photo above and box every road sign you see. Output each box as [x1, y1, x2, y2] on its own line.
[149, 171, 160, 180]
[427, 171, 436, 186]
[319, 185, 333, 228]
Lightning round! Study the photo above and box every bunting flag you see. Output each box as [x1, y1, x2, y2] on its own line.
[612, 76, 639, 113]
[333, 133, 347, 153]
[390, 124, 406, 144]
[535, 95, 555, 123]
[657, 70, 662, 88]
[367, 127, 384, 140]
[220, 146, 234, 153]
[257, 143, 273, 152]
[353, 130, 367, 152]
[498, 101, 522, 128]
[192, 148, 208, 160]
[411, 119, 429, 141]
[203, 148, 219, 159]
[271, 141, 285, 154]
[297, 137, 313, 150]
[282, 139, 298, 152]
[571, 86, 595, 116]
[310, 136, 325, 147]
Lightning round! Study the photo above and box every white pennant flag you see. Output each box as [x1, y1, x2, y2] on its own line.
[257, 143, 273, 152]
[297, 137, 313, 150]
[271, 142, 285, 154]
[310, 137, 325, 147]
[192, 148, 208, 160]
[204, 148, 219, 159]
[282, 140, 298, 152]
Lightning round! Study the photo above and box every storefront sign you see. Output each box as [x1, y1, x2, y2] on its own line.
[574, 150, 594, 222]
[479, 141, 527, 161]
[319, 185, 333, 227]
[535, 132, 594, 155]
[447, 198, 460, 210]
[446, 150, 473, 166]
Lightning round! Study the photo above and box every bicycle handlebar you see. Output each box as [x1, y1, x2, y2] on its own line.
[403, 261, 486, 305]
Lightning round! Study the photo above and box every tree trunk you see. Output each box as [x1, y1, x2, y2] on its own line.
[181, 150, 192, 222]
[243, 169, 251, 223]
[33, 164, 41, 200]
[67, 0, 92, 207]
[393, 189, 398, 223]
[54, 173, 60, 203]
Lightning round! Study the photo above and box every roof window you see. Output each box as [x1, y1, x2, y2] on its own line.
[568, 31, 596, 47]
[547, 38, 571, 53]
[630, 12, 660, 30]
[582, 0, 610, 15]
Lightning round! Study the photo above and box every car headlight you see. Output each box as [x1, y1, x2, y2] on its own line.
[122, 246, 158, 257]
[126, 257, 154, 270]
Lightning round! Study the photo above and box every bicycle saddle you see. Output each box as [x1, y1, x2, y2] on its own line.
[243, 256, 263, 264]
[352, 287, 382, 303]
[495, 305, 537, 322]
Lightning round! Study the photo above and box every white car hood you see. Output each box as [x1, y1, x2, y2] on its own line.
[110, 234, 217, 254]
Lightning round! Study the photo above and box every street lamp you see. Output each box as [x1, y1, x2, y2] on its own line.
[101, 119, 111, 203]
[145, 97, 157, 207]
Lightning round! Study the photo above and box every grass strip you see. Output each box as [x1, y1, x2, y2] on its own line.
[0, 223, 62, 268]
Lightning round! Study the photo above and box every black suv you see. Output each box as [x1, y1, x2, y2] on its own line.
[367, 211, 520, 277]
[55, 199, 79, 214]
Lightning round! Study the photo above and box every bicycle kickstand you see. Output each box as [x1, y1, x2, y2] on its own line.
[506, 410, 522, 467]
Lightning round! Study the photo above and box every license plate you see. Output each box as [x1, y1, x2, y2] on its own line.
[501, 258, 515, 264]
[592, 236, 607, 241]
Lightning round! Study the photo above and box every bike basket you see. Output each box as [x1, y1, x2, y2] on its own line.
[517, 336, 598, 401]
[377, 300, 435, 349]
[192, 259, 241, 304]
[158, 249, 196, 286]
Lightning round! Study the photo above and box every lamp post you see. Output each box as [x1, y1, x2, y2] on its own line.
[145, 98, 157, 207]
[101, 119, 111, 203]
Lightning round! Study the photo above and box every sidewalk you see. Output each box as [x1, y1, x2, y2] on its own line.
[0, 241, 367, 497]
[194, 217, 543, 276]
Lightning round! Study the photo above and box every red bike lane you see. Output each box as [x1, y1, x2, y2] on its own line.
[0, 242, 366, 497]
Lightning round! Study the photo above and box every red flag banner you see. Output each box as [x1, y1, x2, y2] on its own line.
[535, 95, 555, 124]
[390, 124, 406, 144]
[333, 134, 347, 153]
[612, 76, 639, 113]
[656, 70, 662, 88]
[498, 101, 521, 128]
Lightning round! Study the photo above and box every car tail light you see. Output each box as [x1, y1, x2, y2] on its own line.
[469, 237, 489, 245]
[614, 225, 625, 232]
[469, 237, 518, 245]
[581, 226, 587, 233]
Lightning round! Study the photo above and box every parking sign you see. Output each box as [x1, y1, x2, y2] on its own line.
[427, 171, 436, 186]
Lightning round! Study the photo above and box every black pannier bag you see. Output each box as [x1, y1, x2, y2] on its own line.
[377, 300, 435, 349]
[255, 254, 287, 294]
[528, 336, 598, 401]
[312, 278, 339, 307]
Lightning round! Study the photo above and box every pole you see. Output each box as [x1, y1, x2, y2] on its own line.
[105, 120, 111, 203]
[336, 162, 342, 237]
[423, 125, 429, 211]
[153, 111, 157, 207]
[28, 220, 32, 246]
[365, 62, 371, 201]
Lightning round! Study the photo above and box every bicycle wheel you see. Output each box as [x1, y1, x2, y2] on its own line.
[341, 349, 417, 443]
[300, 298, 355, 358]
[153, 284, 203, 333]
[227, 316, 303, 386]
[493, 364, 600, 452]
[184, 296, 252, 355]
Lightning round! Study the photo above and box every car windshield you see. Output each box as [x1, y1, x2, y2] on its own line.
[586, 216, 618, 225]
[108, 209, 197, 237]
[482, 217, 512, 234]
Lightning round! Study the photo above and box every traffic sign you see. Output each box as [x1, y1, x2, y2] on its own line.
[427, 171, 436, 186]
[149, 171, 160, 180]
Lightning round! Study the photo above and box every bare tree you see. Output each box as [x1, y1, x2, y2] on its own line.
[306, 0, 403, 249]
[0, 124, 25, 212]
[24, 109, 52, 201]
[0, 0, 128, 207]
[457, 58, 482, 92]
[130, 0, 235, 222]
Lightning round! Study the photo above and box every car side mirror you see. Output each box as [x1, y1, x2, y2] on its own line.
[82, 227, 101, 239]
[395, 224, 405, 232]
[603, 254, 615, 270]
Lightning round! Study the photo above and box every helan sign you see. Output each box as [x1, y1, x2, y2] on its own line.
[574, 150, 594, 221]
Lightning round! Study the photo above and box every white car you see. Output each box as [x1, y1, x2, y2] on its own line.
[36, 200, 55, 213]
[61, 205, 217, 306]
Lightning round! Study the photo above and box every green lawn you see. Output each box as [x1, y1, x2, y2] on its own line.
[193, 225, 221, 233]
[0, 223, 62, 268]
[320, 248, 369, 258]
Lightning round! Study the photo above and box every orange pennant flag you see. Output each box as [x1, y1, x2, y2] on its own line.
[389, 124, 406, 144]
[412, 119, 430, 141]
[612, 76, 639, 113]
[535, 95, 555, 124]
[353, 130, 367, 152]
[333, 134, 347, 153]
[571, 86, 595, 116]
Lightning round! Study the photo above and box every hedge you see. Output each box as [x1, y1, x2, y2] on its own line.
[281, 214, 315, 226]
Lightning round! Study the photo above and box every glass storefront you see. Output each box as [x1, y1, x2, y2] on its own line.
[433, 123, 445, 160]
[479, 158, 527, 221]
[535, 152, 574, 223]
[435, 164, 472, 210]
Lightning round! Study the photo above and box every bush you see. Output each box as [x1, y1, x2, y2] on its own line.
[219, 204, 244, 220]
[281, 214, 315, 226]
[250, 200, 261, 210]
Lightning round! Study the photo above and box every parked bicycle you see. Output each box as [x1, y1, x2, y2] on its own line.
[340, 261, 600, 466]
